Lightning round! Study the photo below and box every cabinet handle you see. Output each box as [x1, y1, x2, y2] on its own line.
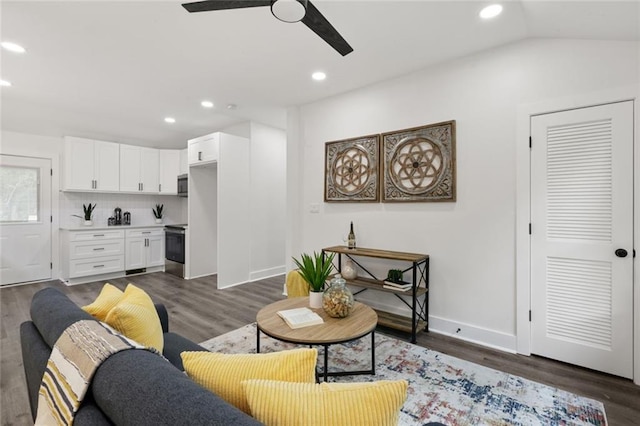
[141, 182, 144, 191]
[198, 151, 202, 161]
[93, 247, 105, 251]
[142, 231, 151, 234]
[159, 184, 161, 192]
[93, 234, 105, 237]
[93, 264, 105, 268]
[95, 180, 98, 189]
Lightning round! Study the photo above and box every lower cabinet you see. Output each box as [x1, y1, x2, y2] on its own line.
[125, 228, 165, 270]
[61, 230, 125, 281]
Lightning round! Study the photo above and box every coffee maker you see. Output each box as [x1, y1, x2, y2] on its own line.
[123, 211, 131, 225]
[114, 207, 122, 225]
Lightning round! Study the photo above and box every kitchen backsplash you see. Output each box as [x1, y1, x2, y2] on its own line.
[60, 192, 187, 228]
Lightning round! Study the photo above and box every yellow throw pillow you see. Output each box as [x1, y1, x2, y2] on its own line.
[181, 348, 317, 414]
[104, 283, 164, 352]
[82, 283, 124, 322]
[242, 379, 408, 426]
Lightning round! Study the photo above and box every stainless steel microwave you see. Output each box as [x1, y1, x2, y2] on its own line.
[177, 174, 188, 197]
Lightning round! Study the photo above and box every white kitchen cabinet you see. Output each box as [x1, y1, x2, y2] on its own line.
[159, 150, 180, 194]
[63, 136, 119, 191]
[120, 145, 159, 193]
[125, 228, 164, 270]
[60, 230, 125, 283]
[188, 133, 219, 166]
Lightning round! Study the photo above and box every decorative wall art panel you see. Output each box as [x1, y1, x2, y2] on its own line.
[381, 121, 456, 202]
[325, 135, 380, 202]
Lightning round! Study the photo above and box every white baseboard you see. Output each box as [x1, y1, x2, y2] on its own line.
[352, 291, 517, 353]
[249, 265, 286, 282]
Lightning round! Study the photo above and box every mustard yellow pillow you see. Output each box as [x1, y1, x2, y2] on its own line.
[242, 379, 408, 426]
[104, 283, 163, 352]
[82, 283, 124, 322]
[181, 348, 317, 414]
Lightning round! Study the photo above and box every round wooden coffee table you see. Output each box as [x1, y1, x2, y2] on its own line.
[256, 297, 378, 381]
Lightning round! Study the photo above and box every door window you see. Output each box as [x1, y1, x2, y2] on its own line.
[0, 165, 40, 222]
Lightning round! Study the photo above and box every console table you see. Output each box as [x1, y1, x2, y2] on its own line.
[322, 246, 429, 343]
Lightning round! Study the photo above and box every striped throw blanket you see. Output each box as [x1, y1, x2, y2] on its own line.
[35, 320, 161, 425]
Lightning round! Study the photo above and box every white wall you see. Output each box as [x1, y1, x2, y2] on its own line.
[290, 39, 639, 351]
[249, 122, 287, 280]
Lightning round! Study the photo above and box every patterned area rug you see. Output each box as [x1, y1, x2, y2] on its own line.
[200, 324, 607, 426]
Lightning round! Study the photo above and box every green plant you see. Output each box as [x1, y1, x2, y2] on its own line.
[72, 203, 96, 221]
[152, 204, 164, 219]
[386, 269, 403, 282]
[292, 251, 335, 292]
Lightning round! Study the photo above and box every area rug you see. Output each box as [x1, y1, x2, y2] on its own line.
[200, 324, 607, 426]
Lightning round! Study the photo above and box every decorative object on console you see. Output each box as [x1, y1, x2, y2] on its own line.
[292, 251, 335, 309]
[72, 203, 96, 226]
[323, 274, 354, 318]
[347, 221, 356, 249]
[342, 258, 357, 280]
[152, 204, 164, 224]
[325, 135, 380, 202]
[381, 120, 456, 202]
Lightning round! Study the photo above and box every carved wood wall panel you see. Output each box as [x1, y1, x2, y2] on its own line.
[324, 135, 380, 202]
[381, 121, 456, 202]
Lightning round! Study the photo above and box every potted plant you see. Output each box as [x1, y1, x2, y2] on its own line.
[152, 204, 164, 224]
[72, 203, 96, 226]
[292, 251, 335, 308]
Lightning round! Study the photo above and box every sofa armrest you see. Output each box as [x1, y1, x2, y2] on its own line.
[20, 321, 52, 421]
[154, 303, 169, 333]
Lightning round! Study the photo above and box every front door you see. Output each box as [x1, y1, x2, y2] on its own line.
[0, 155, 52, 285]
[530, 101, 633, 378]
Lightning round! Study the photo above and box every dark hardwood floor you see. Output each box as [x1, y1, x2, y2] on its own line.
[2, 272, 639, 425]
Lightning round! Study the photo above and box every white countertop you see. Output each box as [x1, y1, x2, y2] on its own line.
[60, 224, 169, 231]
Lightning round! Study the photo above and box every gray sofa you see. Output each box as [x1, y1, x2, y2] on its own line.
[20, 287, 262, 425]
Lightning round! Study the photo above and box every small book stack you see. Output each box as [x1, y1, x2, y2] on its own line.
[277, 307, 324, 329]
[382, 280, 412, 292]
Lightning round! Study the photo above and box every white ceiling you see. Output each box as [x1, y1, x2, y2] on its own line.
[1, 1, 638, 149]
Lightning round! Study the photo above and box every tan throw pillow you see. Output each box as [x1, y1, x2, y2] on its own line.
[82, 283, 124, 322]
[242, 379, 408, 426]
[181, 348, 317, 414]
[104, 283, 164, 352]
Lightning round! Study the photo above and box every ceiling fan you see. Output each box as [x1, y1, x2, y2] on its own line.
[182, 0, 353, 56]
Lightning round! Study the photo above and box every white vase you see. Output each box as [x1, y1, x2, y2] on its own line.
[342, 259, 358, 280]
[84, 220, 93, 226]
[155, 218, 163, 224]
[309, 291, 323, 309]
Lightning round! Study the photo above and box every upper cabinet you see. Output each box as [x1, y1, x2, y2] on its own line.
[63, 137, 120, 191]
[120, 145, 159, 193]
[159, 150, 181, 194]
[188, 133, 219, 166]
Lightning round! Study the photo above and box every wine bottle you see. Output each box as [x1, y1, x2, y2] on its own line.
[347, 221, 356, 249]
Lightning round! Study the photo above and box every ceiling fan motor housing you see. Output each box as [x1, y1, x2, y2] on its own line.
[271, 0, 308, 23]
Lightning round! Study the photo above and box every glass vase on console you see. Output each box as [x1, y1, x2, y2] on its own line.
[323, 274, 354, 318]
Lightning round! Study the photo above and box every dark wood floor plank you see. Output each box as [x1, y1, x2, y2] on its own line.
[1, 272, 639, 425]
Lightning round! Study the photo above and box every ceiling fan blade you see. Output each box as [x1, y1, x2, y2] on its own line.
[301, 1, 353, 56]
[182, 0, 271, 13]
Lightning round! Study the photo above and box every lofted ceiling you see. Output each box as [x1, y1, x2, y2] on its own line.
[1, 1, 638, 149]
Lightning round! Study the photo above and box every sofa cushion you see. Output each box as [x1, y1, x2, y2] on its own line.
[181, 348, 317, 414]
[105, 284, 164, 352]
[242, 379, 408, 426]
[82, 283, 124, 321]
[31, 287, 95, 348]
[92, 350, 262, 425]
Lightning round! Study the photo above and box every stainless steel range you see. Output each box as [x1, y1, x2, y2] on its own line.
[165, 224, 187, 278]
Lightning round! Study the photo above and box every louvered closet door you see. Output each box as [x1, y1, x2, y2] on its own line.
[530, 101, 633, 379]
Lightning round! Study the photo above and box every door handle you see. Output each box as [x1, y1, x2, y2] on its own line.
[615, 248, 628, 258]
[198, 151, 202, 161]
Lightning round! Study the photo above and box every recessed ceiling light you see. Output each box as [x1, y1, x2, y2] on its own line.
[164, 117, 176, 123]
[226, 104, 237, 110]
[480, 4, 503, 19]
[312, 71, 326, 81]
[201, 100, 214, 108]
[1, 41, 26, 53]
[0, 79, 12, 87]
